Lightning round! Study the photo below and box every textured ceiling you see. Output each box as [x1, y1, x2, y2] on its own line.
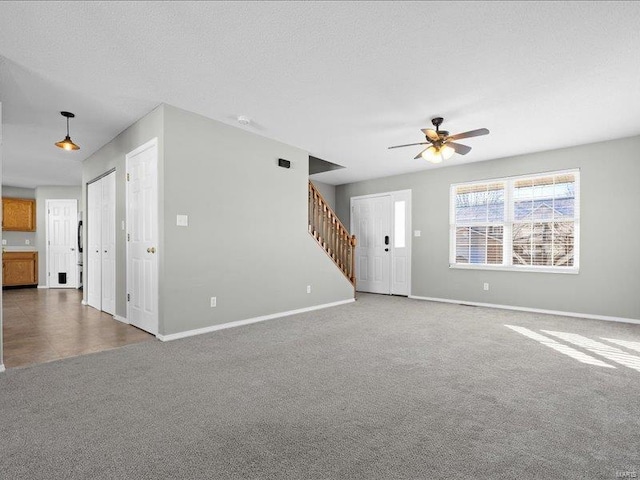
[1, 1, 639, 188]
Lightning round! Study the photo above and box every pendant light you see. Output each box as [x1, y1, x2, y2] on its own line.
[54, 111, 80, 151]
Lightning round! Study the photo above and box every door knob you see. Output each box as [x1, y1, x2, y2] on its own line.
[385, 248, 389, 252]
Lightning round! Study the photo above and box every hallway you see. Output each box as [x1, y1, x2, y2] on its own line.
[2, 288, 153, 368]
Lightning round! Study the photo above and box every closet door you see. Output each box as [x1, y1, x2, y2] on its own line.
[100, 172, 116, 315]
[87, 180, 102, 310]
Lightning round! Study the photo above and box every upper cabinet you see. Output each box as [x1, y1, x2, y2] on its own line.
[2, 197, 36, 231]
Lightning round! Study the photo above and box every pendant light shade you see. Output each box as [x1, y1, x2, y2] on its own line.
[55, 111, 80, 151]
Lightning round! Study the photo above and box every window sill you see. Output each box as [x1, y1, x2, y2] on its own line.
[449, 264, 579, 274]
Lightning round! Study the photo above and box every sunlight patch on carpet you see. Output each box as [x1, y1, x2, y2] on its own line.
[504, 325, 615, 368]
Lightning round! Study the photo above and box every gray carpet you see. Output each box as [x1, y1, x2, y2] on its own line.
[1, 294, 639, 479]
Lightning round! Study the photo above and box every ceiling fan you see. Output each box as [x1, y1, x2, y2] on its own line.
[388, 117, 489, 163]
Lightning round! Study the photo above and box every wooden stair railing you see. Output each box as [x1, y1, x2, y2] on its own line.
[308, 181, 357, 287]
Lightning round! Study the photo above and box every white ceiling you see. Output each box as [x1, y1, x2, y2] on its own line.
[1, 1, 639, 188]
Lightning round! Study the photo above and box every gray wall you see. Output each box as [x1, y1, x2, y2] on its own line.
[311, 180, 336, 211]
[34, 186, 82, 287]
[161, 105, 353, 335]
[1, 186, 36, 247]
[336, 135, 640, 320]
[80, 104, 353, 335]
[81, 105, 165, 318]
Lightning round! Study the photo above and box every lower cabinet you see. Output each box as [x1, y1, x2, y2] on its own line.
[3, 252, 38, 287]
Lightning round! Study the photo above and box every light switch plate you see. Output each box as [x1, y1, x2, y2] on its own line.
[414, 230, 421, 237]
[176, 214, 188, 227]
[2, 239, 6, 245]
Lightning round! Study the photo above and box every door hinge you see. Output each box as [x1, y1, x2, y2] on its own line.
[127, 233, 130, 241]
[126, 173, 130, 181]
[127, 293, 130, 302]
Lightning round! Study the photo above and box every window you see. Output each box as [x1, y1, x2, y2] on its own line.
[450, 170, 579, 273]
[394, 200, 406, 248]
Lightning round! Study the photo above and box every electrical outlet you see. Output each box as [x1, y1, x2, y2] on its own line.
[2, 239, 6, 245]
[414, 230, 421, 237]
[25, 239, 30, 245]
[306, 285, 311, 294]
[483, 283, 489, 291]
[210, 296, 217, 307]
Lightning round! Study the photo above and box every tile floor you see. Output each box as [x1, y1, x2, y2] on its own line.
[2, 287, 154, 368]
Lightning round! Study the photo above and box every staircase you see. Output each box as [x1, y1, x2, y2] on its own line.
[308, 181, 357, 287]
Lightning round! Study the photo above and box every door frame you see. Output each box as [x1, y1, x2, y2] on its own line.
[45, 198, 79, 288]
[350, 189, 412, 296]
[125, 137, 159, 336]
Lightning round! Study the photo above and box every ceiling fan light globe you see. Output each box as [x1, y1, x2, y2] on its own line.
[441, 144, 455, 160]
[421, 146, 442, 163]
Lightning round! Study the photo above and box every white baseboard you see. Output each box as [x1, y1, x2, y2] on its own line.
[0, 364, 5, 373]
[81, 300, 88, 306]
[37, 285, 48, 289]
[408, 295, 640, 326]
[113, 315, 129, 324]
[157, 298, 356, 342]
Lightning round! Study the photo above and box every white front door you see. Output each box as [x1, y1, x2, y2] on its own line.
[126, 138, 159, 335]
[87, 181, 102, 309]
[352, 195, 392, 294]
[351, 191, 412, 296]
[100, 172, 116, 315]
[47, 199, 78, 288]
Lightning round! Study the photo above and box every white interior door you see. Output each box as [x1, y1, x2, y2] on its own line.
[126, 139, 158, 335]
[352, 195, 392, 294]
[87, 181, 102, 309]
[87, 172, 116, 313]
[47, 199, 78, 288]
[100, 172, 116, 315]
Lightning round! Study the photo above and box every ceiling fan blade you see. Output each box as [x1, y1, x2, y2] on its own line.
[447, 142, 472, 155]
[446, 128, 489, 141]
[414, 147, 429, 160]
[388, 141, 430, 150]
[421, 128, 439, 141]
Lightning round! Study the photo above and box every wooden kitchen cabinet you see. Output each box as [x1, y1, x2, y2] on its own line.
[2, 197, 36, 231]
[3, 252, 38, 287]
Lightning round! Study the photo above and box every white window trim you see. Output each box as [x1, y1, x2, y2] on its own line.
[449, 168, 580, 273]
